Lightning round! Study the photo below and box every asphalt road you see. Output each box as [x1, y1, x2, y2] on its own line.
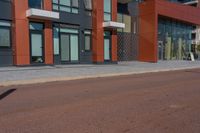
[0, 69, 200, 133]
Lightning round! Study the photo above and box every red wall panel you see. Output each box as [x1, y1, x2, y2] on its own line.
[139, 0, 158, 62]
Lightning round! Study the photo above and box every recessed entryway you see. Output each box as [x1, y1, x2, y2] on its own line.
[29, 22, 44, 64]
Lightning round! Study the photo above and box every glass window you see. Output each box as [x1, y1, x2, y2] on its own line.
[29, 22, 43, 30]
[84, 0, 92, 16]
[72, 0, 79, 7]
[70, 35, 79, 61]
[60, 0, 70, 6]
[117, 13, 123, 32]
[158, 18, 193, 60]
[117, 13, 131, 33]
[0, 28, 11, 47]
[0, 21, 11, 48]
[84, 30, 92, 51]
[124, 15, 131, 33]
[53, 0, 79, 14]
[53, 27, 60, 55]
[84, 0, 92, 10]
[104, 0, 112, 21]
[60, 28, 78, 34]
[29, 0, 43, 9]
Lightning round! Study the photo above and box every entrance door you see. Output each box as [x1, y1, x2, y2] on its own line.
[30, 32, 44, 63]
[60, 34, 70, 62]
[104, 38, 111, 61]
[104, 31, 111, 61]
[60, 33, 79, 63]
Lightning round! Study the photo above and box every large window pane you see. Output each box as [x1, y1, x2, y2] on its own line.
[84, 0, 92, 10]
[70, 35, 79, 61]
[104, 0, 111, 13]
[0, 28, 10, 47]
[60, 0, 70, 6]
[72, 0, 79, 7]
[85, 36, 91, 51]
[104, 0, 111, 21]
[61, 34, 70, 61]
[30, 22, 43, 30]
[124, 15, 131, 33]
[53, 27, 60, 55]
[52, 0, 79, 14]
[104, 13, 111, 21]
[104, 38, 110, 60]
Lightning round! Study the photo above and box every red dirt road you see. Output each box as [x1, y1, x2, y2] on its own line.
[0, 69, 200, 133]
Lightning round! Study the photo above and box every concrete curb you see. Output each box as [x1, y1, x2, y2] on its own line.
[0, 66, 199, 87]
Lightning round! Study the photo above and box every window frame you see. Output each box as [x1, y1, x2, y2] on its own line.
[28, 0, 44, 9]
[52, 0, 79, 14]
[84, 30, 92, 51]
[83, 0, 93, 16]
[0, 21, 12, 49]
[104, 0, 112, 21]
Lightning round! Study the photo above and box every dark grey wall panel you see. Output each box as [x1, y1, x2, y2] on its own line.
[0, 0, 12, 20]
[0, 49, 13, 66]
[53, 1, 93, 64]
[0, 0, 13, 66]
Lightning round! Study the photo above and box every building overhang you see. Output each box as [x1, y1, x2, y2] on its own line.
[26, 8, 60, 20]
[183, 0, 198, 5]
[103, 21, 125, 29]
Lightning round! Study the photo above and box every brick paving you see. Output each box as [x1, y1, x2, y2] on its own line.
[0, 61, 200, 86]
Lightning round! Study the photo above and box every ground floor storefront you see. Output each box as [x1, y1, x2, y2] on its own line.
[0, 20, 118, 66]
[158, 17, 194, 61]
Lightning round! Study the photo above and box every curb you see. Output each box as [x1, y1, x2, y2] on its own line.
[0, 66, 199, 87]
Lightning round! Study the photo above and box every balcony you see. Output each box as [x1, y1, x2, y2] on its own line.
[26, 8, 60, 20]
[103, 21, 125, 29]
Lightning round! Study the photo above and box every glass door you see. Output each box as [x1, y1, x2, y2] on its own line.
[60, 34, 70, 62]
[30, 32, 44, 63]
[104, 31, 111, 61]
[60, 33, 79, 63]
[70, 34, 79, 61]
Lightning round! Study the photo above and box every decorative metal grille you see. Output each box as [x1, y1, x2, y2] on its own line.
[117, 32, 138, 61]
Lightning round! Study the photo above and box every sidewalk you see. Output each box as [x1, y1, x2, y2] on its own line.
[0, 61, 200, 86]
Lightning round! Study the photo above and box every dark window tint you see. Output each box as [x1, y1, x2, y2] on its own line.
[29, 0, 43, 9]
[84, 30, 92, 51]
[0, 28, 11, 47]
[53, 0, 79, 14]
[0, 21, 11, 48]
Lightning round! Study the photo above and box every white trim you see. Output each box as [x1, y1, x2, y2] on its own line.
[103, 21, 125, 29]
[26, 8, 60, 20]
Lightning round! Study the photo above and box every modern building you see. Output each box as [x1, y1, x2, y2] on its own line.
[117, 0, 200, 62]
[0, 0, 200, 67]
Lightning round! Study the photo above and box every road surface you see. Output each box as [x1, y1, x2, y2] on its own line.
[0, 69, 200, 133]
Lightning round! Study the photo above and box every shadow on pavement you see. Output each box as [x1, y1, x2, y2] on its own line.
[0, 89, 17, 100]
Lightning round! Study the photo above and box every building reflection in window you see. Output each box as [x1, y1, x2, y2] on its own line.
[158, 17, 194, 60]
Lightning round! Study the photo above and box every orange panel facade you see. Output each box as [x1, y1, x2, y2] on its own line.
[12, 0, 53, 66]
[13, 0, 30, 65]
[92, 0, 104, 63]
[43, 0, 53, 65]
[111, 0, 118, 62]
[92, 0, 118, 63]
